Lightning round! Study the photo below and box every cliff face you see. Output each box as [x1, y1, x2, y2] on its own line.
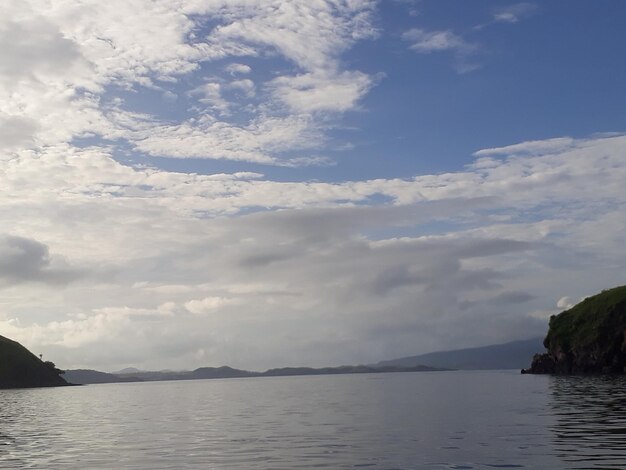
[0, 335, 68, 388]
[526, 286, 626, 374]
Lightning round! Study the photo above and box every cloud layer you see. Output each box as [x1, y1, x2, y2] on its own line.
[0, 1, 624, 371]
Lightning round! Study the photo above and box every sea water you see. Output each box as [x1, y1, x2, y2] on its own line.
[1, 370, 625, 469]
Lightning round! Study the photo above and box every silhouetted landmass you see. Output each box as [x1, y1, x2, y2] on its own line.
[64, 363, 448, 384]
[377, 337, 544, 370]
[113, 367, 144, 374]
[193, 366, 259, 379]
[62, 369, 142, 384]
[261, 364, 441, 376]
[0, 335, 68, 389]
[524, 285, 626, 374]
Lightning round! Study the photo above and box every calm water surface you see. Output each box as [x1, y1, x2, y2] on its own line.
[1, 370, 625, 469]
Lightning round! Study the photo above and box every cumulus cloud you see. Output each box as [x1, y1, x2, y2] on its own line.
[0, 0, 378, 166]
[203, 0, 377, 72]
[0, 235, 80, 286]
[0, 9, 86, 84]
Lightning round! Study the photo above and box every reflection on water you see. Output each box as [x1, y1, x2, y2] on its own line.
[549, 375, 626, 469]
[0, 371, 563, 470]
[1, 371, 626, 469]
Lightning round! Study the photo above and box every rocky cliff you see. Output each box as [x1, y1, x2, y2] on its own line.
[0, 335, 68, 388]
[524, 285, 626, 374]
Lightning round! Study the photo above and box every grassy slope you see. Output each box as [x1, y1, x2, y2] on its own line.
[545, 285, 626, 353]
[0, 335, 68, 388]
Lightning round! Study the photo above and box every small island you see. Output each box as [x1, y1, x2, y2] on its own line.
[524, 285, 626, 374]
[0, 335, 68, 388]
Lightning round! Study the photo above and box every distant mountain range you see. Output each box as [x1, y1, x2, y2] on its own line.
[62, 337, 545, 385]
[376, 337, 544, 370]
[62, 364, 447, 385]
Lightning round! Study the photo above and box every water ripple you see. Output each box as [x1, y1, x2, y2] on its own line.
[0, 371, 623, 469]
[548, 375, 626, 469]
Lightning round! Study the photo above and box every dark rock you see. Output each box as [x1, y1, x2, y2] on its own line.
[524, 353, 556, 374]
[524, 285, 626, 374]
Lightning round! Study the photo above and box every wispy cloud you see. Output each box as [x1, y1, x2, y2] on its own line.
[493, 2, 538, 24]
[403, 29, 469, 53]
[475, 2, 538, 30]
[402, 28, 479, 73]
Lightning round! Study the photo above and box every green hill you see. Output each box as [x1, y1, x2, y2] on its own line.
[0, 335, 68, 388]
[526, 285, 626, 374]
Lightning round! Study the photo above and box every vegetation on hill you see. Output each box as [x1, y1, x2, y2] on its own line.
[526, 285, 626, 374]
[0, 335, 68, 388]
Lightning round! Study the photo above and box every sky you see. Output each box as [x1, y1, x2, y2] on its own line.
[1, 0, 626, 372]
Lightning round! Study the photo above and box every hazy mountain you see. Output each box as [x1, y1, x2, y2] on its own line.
[113, 367, 144, 374]
[377, 337, 545, 370]
[62, 338, 547, 385]
[64, 363, 448, 384]
[62, 369, 141, 384]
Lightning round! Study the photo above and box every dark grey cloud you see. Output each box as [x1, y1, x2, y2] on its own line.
[0, 15, 83, 83]
[237, 197, 498, 239]
[459, 291, 535, 311]
[0, 235, 81, 286]
[0, 114, 40, 149]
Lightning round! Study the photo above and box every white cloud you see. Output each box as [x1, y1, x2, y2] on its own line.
[0, 1, 623, 371]
[127, 114, 322, 164]
[403, 28, 479, 73]
[269, 71, 373, 113]
[185, 297, 236, 315]
[493, 3, 537, 24]
[189, 82, 231, 114]
[227, 78, 256, 98]
[0, 114, 40, 150]
[0, 0, 378, 167]
[0, 235, 80, 286]
[203, 0, 377, 72]
[474, 3, 538, 31]
[473, 137, 575, 157]
[556, 297, 573, 310]
[0, 7, 87, 85]
[403, 28, 474, 54]
[225, 63, 252, 75]
[0, 133, 624, 369]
